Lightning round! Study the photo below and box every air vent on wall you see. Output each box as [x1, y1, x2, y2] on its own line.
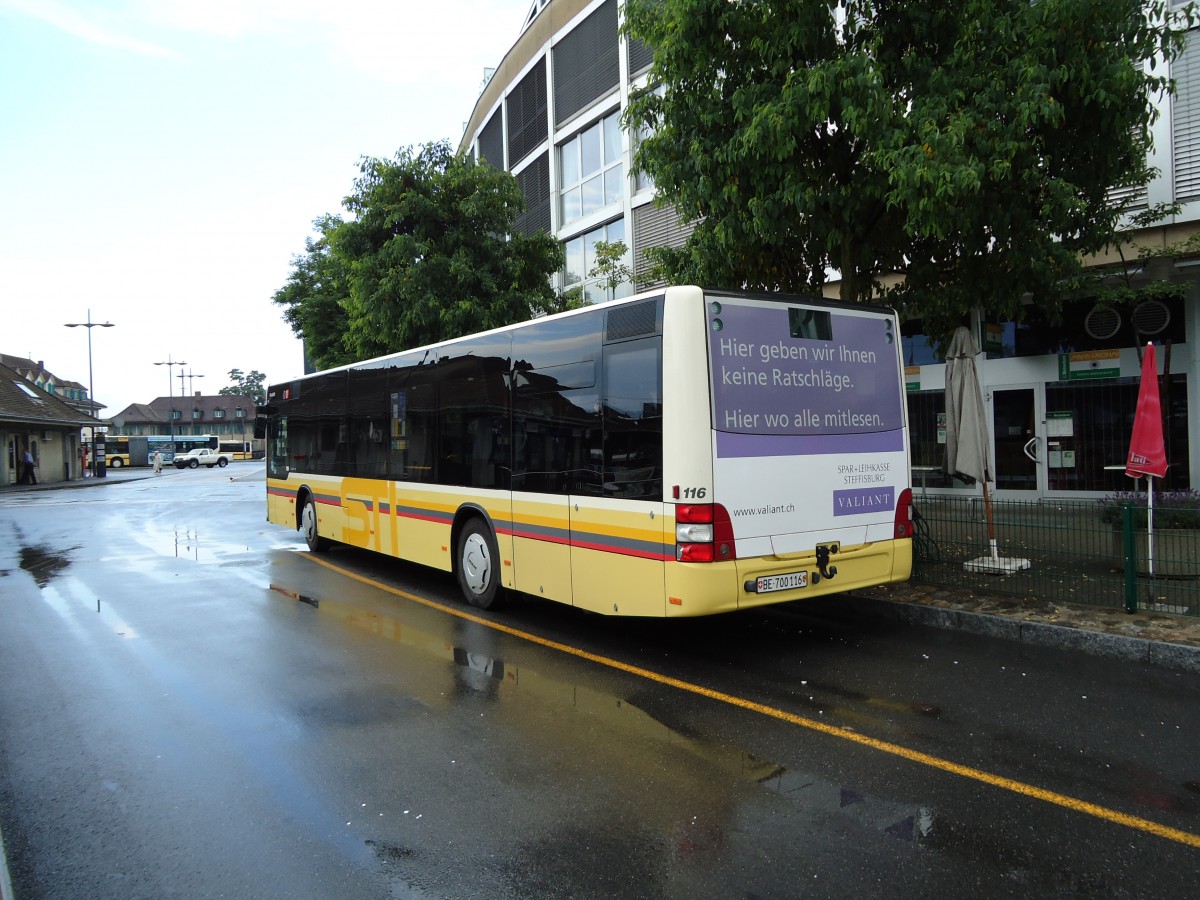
[1132, 299, 1171, 335]
[1084, 304, 1121, 340]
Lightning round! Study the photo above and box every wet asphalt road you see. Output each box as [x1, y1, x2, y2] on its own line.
[1, 467, 1198, 899]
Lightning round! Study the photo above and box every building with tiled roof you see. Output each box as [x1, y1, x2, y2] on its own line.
[0, 352, 102, 419]
[0, 360, 102, 485]
[109, 393, 257, 444]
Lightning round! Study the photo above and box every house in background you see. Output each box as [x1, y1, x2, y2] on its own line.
[108, 392, 257, 447]
[0, 360, 102, 485]
[0, 352, 103, 421]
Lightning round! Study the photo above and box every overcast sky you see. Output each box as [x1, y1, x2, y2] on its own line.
[0, 0, 527, 418]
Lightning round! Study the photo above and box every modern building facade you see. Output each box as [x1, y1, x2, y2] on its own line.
[458, 0, 1200, 501]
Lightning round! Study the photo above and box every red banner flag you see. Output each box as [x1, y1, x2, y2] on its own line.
[1125, 342, 1168, 479]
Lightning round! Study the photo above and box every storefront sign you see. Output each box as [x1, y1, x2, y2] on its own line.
[905, 366, 920, 392]
[1057, 349, 1120, 381]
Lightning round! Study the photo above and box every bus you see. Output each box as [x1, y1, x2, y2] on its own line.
[218, 439, 265, 461]
[99, 434, 220, 467]
[263, 286, 913, 617]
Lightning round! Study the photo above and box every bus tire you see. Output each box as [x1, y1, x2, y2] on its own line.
[456, 518, 504, 610]
[109, 457, 122, 469]
[301, 495, 329, 552]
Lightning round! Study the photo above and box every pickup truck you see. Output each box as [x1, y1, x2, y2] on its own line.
[174, 448, 232, 469]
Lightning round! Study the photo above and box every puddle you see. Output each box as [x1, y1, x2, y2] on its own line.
[19, 544, 76, 587]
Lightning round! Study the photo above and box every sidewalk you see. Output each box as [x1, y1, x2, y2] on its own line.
[0, 467, 165, 491]
[850, 580, 1200, 673]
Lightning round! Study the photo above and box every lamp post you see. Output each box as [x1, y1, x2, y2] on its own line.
[64, 309, 115, 478]
[153, 356, 188, 449]
[177, 369, 204, 397]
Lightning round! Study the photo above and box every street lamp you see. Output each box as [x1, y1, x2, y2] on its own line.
[153, 356, 188, 448]
[177, 369, 204, 398]
[64, 309, 115, 477]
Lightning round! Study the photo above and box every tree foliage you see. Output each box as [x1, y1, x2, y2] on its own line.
[623, 0, 1194, 339]
[273, 214, 353, 370]
[219, 369, 267, 406]
[273, 142, 566, 370]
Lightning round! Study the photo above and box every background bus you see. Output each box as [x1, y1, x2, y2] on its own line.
[264, 286, 913, 617]
[218, 439, 265, 461]
[146, 434, 218, 465]
[95, 434, 220, 467]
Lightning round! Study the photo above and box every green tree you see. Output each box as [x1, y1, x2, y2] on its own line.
[219, 369, 267, 407]
[588, 240, 632, 301]
[273, 214, 353, 370]
[624, 0, 1193, 339]
[274, 141, 567, 368]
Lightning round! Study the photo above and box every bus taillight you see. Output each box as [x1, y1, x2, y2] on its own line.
[676, 503, 736, 562]
[894, 488, 915, 539]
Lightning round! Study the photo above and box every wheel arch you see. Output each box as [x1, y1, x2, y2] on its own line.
[295, 484, 317, 531]
[450, 504, 495, 575]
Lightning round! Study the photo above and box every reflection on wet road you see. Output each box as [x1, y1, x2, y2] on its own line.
[302, 554, 1200, 852]
[270, 579, 938, 848]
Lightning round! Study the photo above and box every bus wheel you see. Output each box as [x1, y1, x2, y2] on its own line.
[301, 495, 329, 552]
[109, 457, 122, 469]
[456, 519, 503, 610]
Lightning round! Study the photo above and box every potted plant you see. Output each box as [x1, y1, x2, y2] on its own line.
[1098, 489, 1200, 577]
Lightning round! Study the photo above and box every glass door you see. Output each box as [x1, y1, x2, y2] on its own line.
[991, 385, 1045, 497]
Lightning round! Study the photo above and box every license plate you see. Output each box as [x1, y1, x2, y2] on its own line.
[755, 571, 808, 593]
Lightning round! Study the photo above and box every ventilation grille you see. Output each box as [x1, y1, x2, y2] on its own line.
[606, 299, 659, 341]
[1133, 299, 1171, 335]
[553, 0, 619, 126]
[506, 59, 547, 167]
[514, 153, 550, 236]
[478, 111, 504, 170]
[1084, 304, 1122, 340]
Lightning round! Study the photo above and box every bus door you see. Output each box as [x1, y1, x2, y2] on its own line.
[570, 335, 667, 617]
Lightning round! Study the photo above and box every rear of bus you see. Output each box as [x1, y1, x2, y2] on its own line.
[662, 288, 913, 615]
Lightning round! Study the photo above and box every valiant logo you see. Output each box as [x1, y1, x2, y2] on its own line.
[833, 487, 895, 516]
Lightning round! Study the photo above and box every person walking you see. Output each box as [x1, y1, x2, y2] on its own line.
[20, 447, 37, 484]
[152, 450, 163, 475]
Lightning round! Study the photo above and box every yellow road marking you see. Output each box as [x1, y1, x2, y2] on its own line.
[304, 554, 1200, 849]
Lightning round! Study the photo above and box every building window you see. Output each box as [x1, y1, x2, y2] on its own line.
[192, 409, 203, 420]
[236, 408, 246, 418]
[559, 111, 623, 228]
[214, 409, 226, 419]
[171, 410, 182, 421]
[563, 219, 632, 303]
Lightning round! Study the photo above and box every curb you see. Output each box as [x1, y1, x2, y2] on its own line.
[845, 593, 1200, 674]
[0, 819, 12, 900]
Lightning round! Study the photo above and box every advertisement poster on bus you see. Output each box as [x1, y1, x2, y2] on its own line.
[706, 296, 909, 549]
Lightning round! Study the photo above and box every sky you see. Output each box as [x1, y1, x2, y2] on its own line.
[0, 0, 528, 419]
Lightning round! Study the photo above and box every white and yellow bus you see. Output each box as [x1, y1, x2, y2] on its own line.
[264, 286, 913, 617]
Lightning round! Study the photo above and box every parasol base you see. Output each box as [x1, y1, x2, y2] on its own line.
[963, 555, 1032, 575]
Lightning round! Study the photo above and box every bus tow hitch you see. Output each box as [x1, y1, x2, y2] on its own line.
[813, 544, 839, 583]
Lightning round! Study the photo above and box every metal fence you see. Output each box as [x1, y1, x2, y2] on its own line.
[911, 496, 1199, 616]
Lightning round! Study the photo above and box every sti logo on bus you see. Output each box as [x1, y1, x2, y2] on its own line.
[833, 487, 895, 516]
